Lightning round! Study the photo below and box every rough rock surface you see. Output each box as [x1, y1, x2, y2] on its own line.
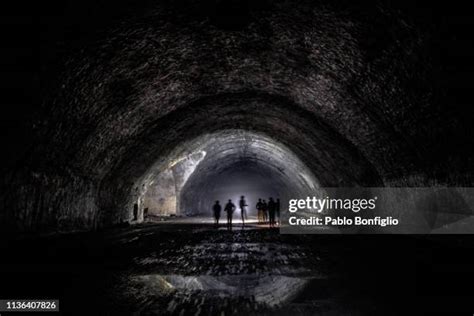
[2, 0, 473, 232]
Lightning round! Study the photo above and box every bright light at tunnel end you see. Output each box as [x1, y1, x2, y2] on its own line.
[135, 130, 319, 219]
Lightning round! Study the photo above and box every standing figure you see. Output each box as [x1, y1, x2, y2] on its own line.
[224, 199, 236, 230]
[213, 200, 222, 226]
[256, 199, 263, 223]
[239, 196, 248, 226]
[268, 197, 276, 227]
[276, 198, 281, 225]
[262, 200, 268, 223]
[133, 203, 138, 221]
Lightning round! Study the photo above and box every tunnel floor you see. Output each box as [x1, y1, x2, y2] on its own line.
[1, 222, 474, 315]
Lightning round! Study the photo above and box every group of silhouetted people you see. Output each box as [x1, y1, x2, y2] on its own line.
[212, 195, 280, 229]
[256, 197, 280, 227]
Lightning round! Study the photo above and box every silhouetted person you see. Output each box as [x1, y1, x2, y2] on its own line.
[256, 199, 263, 223]
[133, 203, 138, 221]
[239, 195, 248, 226]
[224, 199, 236, 230]
[268, 197, 276, 227]
[276, 198, 281, 225]
[262, 200, 268, 223]
[213, 200, 222, 226]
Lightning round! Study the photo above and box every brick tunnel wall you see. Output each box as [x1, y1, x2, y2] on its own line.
[1, 0, 473, 233]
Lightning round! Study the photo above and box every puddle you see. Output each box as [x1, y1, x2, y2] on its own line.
[130, 274, 313, 306]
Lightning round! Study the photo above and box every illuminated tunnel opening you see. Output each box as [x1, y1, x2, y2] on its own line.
[137, 130, 319, 221]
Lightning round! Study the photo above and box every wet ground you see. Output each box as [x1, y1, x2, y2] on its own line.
[1, 221, 474, 315]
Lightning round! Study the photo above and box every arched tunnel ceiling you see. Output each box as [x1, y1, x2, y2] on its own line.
[101, 93, 384, 190]
[35, 0, 435, 185]
[176, 131, 317, 183]
[140, 129, 322, 187]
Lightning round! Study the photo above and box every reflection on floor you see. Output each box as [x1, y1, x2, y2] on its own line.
[1, 220, 474, 315]
[145, 215, 263, 226]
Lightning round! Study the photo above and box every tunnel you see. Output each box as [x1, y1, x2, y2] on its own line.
[5, 0, 466, 232]
[1, 0, 474, 315]
[139, 130, 321, 218]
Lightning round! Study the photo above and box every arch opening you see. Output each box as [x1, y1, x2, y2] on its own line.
[137, 130, 319, 221]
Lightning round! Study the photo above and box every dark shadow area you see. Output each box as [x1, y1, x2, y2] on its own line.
[1, 228, 474, 315]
